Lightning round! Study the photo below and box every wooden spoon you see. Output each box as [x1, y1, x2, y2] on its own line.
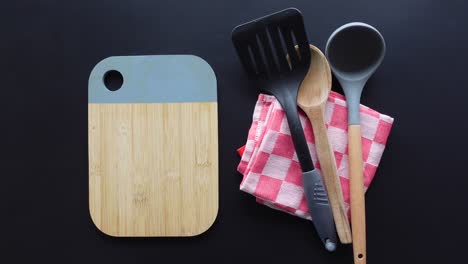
[297, 45, 353, 244]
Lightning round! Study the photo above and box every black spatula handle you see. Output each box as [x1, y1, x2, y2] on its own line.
[275, 90, 313, 171]
[303, 170, 338, 251]
[275, 88, 337, 251]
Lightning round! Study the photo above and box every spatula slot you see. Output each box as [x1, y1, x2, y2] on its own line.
[250, 36, 267, 77]
[280, 26, 299, 68]
[275, 27, 293, 71]
[256, 30, 276, 76]
[268, 26, 290, 73]
[291, 30, 298, 49]
[247, 45, 259, 75]
[264, 27, 283, 73]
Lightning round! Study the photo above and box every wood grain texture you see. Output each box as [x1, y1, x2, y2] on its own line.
[348, 125, 366, 264]
[88, 102, 218, 237]
[303, 107, 353, 244]
[298, 45, 352, 244]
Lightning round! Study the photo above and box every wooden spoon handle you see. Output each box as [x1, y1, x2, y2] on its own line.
[348, 125, 366, 264]
[307, 108, 352, 244]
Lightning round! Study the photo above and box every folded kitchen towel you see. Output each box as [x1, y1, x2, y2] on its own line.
[237, 91, 394, 221]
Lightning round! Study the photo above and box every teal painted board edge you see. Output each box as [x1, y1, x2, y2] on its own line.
[89, 55, 217, 103]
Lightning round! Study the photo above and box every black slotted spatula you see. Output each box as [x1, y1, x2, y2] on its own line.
[232, 8, 337, 251]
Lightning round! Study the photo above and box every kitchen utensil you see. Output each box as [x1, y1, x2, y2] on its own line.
[232, 8, 337, 251]
[297, 45, 352, 244]
[326, 22, 386, 263]
[88, 55, 218, 237]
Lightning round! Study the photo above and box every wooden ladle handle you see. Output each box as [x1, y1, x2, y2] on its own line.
[348, 125, 366, 264]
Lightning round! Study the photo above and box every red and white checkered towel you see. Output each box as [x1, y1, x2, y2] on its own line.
[237, 91, 394, 221]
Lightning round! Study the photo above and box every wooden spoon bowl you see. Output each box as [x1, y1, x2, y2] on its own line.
[298, 45, 332, 108]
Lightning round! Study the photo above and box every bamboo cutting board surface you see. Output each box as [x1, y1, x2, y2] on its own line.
[88, 55, 218, 237]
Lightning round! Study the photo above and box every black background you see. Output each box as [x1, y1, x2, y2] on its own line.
[1, 0, 467, 263]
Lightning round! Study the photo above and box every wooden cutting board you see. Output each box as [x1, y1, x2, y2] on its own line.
[88, 55, 218, 237]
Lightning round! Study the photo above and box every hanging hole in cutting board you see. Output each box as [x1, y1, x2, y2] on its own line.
[103, 70, 123, 91]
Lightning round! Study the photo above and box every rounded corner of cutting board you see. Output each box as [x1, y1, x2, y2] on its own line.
[88, 56, 118, 83]
[185, 55, 217, 83]
[187, 204, 219, 237]
[88, 208, 121, 238]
